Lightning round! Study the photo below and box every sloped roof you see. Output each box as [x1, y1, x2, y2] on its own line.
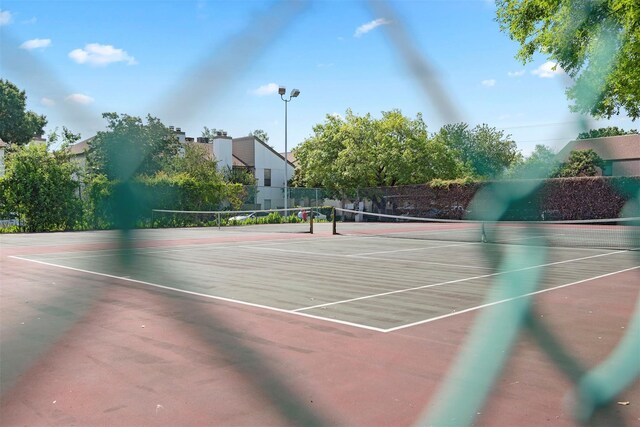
[0, 138, 7, 148]
[233, 135, 296, 168]
[558, 134, 640, 161]
[232, 154, 250, 167]
[68, 137, 94, 155]
[280, 151, 298, 167]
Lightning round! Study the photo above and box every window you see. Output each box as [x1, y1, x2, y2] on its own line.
[602, 160, 613, 176]
[264, 168, 271, 186]
[264, 199, 271, 209]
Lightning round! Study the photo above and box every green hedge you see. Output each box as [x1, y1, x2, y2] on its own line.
[83, 175, 248, 230]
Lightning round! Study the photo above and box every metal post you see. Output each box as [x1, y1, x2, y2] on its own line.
[284, 99, 288, 215]
[279, 87, 299, 217]
[332, 207, 337, 235]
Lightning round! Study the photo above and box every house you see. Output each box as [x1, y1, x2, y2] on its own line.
[558, 134, 640, 176]
[231, 135, 295, 209]
[68, 137, 93, 171]
[66, 128, 296, 210]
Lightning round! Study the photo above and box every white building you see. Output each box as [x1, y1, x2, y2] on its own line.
[230, 135, 295, 209]
[66, 128, 296, 210]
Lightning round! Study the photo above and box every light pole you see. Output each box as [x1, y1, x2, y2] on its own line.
[279, 86, 300, 215]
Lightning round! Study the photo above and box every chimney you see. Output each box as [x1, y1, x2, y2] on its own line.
[222, 131, 227, 137]
[176, 127, 182, 132]
[169, 126, 174, 131]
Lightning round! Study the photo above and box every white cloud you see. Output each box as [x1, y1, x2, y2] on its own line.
[354, 18, 390, 37]
[22, 17, 37, 24]
[0, 10, 12, 26]
[41, 97, 56, 107]
[507, 70, 525, 77]
[20, 38, 52, 50]
[65, 93, 94, 105]
[68, 43, 137, 66]
[532, 61, 564, 78]
[251, 83, 279, 96]
[481, 79, 496, 87]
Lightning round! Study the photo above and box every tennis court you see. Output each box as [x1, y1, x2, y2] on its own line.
[1, 220, 639, 425]
[6, 222, 639, 332]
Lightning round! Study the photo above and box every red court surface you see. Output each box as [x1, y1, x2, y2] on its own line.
[1, 228, 638, 426]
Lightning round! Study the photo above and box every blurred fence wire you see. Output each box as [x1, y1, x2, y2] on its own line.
[1, 0, 638, 426]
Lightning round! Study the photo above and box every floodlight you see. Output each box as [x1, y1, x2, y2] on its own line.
[278, 86, 286, 95]
[291, 89, 300, 98]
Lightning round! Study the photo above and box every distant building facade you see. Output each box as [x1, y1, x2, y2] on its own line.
[558, 134, 640, 176]
[231, 135, 295, 209]
[67, 128, 296, 209]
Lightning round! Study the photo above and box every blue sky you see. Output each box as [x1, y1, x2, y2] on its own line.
[0, 0, 634, 155]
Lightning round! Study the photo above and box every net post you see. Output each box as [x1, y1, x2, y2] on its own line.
[481, 221, 487, 243]
[332, 207, 337, 235]
[217, 212, 221, 230]
[151, 210, 155, 229]
[309, 209, 314, 234]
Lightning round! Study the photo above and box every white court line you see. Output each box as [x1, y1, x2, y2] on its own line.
[12, 235, 342, 260]
[8, 255, 387, 333]
[293, 249, 633, 312]
[384, 265, 640, 333]
[340, 233, 546, 257]
[348, 240, 476, 257]
[244, 245, 494, 270]
[349, 254, 495, 270]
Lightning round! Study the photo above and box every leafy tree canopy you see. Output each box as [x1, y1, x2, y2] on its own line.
[0, 79, 47, 145]
[292, 110, 465, 195]
[507, 144, 560, 178]
[1, 143, 81, 231]
[577, 126, 638, 140]
[168, 143, 222, 183]
[556, 149, 605, 177]
[496, 0, 640, 119]
[433, 122, 521, 178]
[249, 129, 269, 143]
[222, 165, 258, 186]
[48, 126, 82, 148]
[202, 126, 221, 139]
[88, 113, 180, 180]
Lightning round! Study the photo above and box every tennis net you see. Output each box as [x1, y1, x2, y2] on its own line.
[333, 208, 640, 250]
[151, 208, 318, 233]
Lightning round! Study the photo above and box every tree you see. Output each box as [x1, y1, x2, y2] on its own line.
[169, 143, 220, 182]
[577, 127, 638, 140]
[293, 110, 464, 196]
[249, 129, 269, 143]
[222, 166, 257, 186]
[1, 143, 81, 231]
[496, 0, 640, 119]
[556, 149, 604, 177]
[88, 113, 180, 180]
[0, 79, 47, 145]
[507, 144, 560, 178]
[202, 126, 220, 139]
[48, 126, 82, 148]
[433, 123, 521, 178]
